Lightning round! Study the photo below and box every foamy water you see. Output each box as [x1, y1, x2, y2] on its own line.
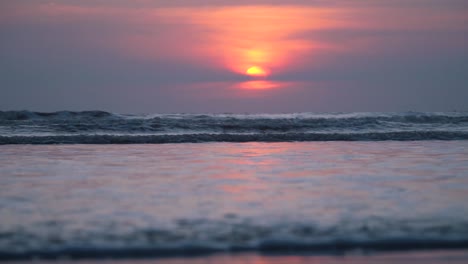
[1, 141, 467, 260]
[1, 111, 467, 144]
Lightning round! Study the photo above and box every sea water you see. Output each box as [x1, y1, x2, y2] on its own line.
[1, 111, 467, 143]
[0, 112, 468, 260]
[1, 141, 468, 259]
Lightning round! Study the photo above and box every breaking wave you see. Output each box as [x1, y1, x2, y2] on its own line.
[1, 111, 467, 144]
[1, 217, 468, 260]
[1, 131, 468, 145]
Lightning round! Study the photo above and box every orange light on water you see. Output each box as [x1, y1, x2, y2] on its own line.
[237, 80, 281, 90]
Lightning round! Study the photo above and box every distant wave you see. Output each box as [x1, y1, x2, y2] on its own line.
[0, 110, 112, 120]
[1, 131, 468, 145]
[1, 111, 467, 144]
[1, 218, 467, 260]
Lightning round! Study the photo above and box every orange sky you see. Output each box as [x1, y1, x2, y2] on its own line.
[167, 6, 344, 76]
[8, 2, 465, 78]
[96, 5, 349, 79]
[1, 1, 467, 112]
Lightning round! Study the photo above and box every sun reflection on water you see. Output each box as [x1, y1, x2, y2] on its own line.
[236, 81, 283, 90]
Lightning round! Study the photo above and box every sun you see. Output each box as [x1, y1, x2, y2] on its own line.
[246, 66, 268, 77]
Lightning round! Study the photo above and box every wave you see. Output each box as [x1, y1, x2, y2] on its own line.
[1, 131, 468, 144]
[2, 240, 467, 260]
[1, 218, 467, 260]
[0, 110, 112, 121]
[1, 111, 468, 144]
[1, 110, 467, 123]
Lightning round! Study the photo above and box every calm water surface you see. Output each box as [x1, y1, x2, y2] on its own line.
[0, 141, 468, 259]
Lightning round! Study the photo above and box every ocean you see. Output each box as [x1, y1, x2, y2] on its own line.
[1, 111, 468, 263]
[1, 111, 468, 144]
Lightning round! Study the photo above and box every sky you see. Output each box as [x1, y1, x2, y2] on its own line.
[1, 0, 467, 113]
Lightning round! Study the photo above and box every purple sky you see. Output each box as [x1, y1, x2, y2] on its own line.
[1, 0, 467, 113]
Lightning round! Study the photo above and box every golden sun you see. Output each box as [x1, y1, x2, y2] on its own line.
[246, 66, 268, 77]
